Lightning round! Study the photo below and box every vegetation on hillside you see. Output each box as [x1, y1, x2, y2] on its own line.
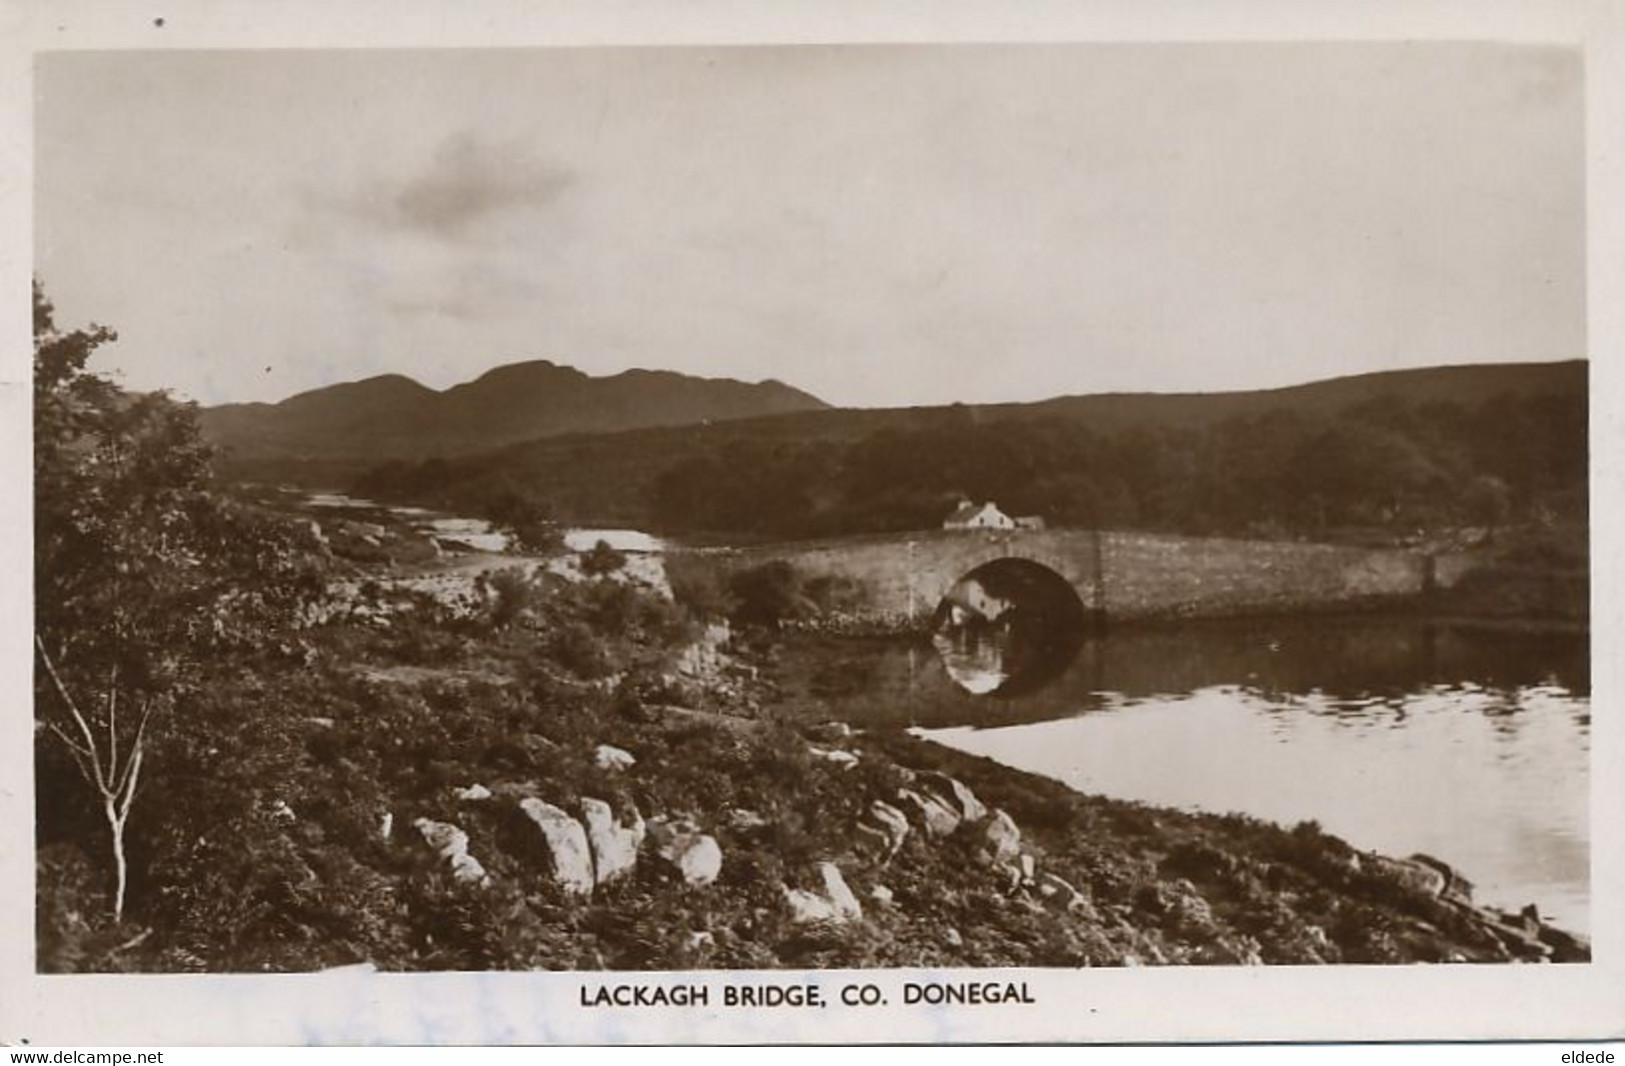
[353, 388, 1585, 547]
[34, 283, 325, 923]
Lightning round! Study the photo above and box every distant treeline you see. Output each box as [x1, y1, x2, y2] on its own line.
[353, 390, 1586, 544]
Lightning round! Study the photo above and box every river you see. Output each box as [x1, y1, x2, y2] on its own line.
[769, 615, 1590, 935]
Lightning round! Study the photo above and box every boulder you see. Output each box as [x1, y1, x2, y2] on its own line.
[580, 797, 645, 886]
[820, 862, 863, 921]
[978, 808, 1021, 865]
[861, 801, 910, 861]
[454, 783, 492, 801]
[869, 884, 895, 906]
[897, 787, 961, 838]
[647, 816, 723, 887]
[918, 772, 987, 823]
[782, 862, 863, 925]
[379, 811, 394, 841]
[517, 798, 595, 896]
[1410, 853, 1475, 906]
[594, 744, 637, 772]
[1036, 871, 1089, 912]
[808, 745, 861, 770]
[1366, 853, 1448, 899]
[413, 818, 490, 887]
[783, 887, 841, 924]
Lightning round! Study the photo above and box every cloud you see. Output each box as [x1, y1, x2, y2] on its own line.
[323, 131, 573, 242]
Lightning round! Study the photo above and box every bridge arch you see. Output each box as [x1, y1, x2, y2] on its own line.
[930, 556, 1094, 697]
[906, 532, 1103, 626]
[931, 556, 1091, 629]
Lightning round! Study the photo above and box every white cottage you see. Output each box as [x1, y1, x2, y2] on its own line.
[942, 499, 1016, 531]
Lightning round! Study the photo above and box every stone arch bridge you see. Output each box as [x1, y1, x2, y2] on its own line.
[686, 528, 1436, 632]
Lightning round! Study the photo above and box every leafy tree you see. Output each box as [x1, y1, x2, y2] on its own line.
[34, 282, 321, 922]
[479, 479, 562, 554]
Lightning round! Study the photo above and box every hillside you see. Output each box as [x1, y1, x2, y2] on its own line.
[342, 359, 1586, 543]
[200, 359, 829, 465]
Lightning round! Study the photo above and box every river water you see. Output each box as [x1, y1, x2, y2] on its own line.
[303, 492, 662, 555]
[770, 616, 1590, 935]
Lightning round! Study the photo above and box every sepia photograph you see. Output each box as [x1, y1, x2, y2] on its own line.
[6, 0, 1623, 1047]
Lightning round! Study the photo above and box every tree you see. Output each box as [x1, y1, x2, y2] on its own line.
[479, 478, 563, 554]
[33, 282, 321, 922]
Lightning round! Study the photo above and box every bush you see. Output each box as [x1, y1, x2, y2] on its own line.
[580, 539, 628, 577]
[479, 568, 539, 630]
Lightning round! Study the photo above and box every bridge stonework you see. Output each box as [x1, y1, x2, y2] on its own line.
[697, 528, 1432, 631]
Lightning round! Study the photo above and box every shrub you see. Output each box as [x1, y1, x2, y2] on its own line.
[580, 539, 628, 577]
[480, 568, 539, 630]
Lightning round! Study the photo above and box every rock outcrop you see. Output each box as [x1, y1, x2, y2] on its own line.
[517, 798, 595, 896]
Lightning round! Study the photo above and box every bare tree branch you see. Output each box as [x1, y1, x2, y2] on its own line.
[36, 636, 108, 791]
[107, 663, 118, 774]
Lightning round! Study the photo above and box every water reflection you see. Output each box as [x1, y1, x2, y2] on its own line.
[926, 679, 1590, 934]
[931, 559, 1089, 696]
[768, 614, 1591, 934]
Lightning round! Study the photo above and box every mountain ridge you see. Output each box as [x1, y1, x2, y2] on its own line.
[204, 357, 1586, 492]
[200, 358, 832, 463]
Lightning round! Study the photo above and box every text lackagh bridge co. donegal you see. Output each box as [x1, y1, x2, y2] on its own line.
[579, 980, 1037, 1009]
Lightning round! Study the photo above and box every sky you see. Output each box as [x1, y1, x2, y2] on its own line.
[34, 43, 1585, 409]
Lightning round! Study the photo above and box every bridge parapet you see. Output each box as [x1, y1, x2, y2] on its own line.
[678, 528, 1431, 632]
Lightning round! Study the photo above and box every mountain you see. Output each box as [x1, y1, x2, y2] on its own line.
[1014, 359, 1590, 431]
[199, 359, 829, 465]
[340, 358, 1585, 535]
